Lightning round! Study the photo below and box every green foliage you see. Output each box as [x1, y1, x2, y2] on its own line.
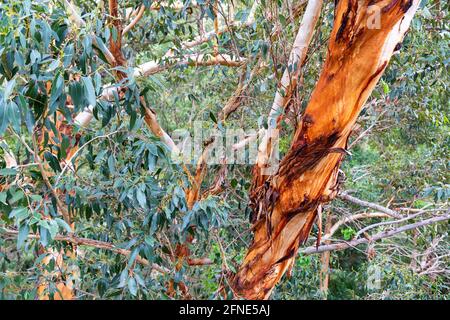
[0, 0, 448, 300]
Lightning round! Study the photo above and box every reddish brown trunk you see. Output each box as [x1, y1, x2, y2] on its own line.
[232, 0, 417, 299]
[108, 0, 127, 76]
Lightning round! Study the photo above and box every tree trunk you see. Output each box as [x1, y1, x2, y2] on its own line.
[232, 0, 420, 300]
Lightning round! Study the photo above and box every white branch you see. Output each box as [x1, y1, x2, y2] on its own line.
[302, 213, 450, 255]
[378, 0, 421, 68]
[256, 0, 323, 168]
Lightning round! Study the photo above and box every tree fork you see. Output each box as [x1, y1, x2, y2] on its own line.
[232, 0, 420, 300]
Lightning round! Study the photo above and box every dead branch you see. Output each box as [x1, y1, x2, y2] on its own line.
[122, 5, 146, 36]
[0, 227, 169, 274]
[301, 213, 450, 255]
[353, 208, 445, 238]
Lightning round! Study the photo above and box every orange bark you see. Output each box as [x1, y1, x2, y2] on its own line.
[232, 0, 418, 299]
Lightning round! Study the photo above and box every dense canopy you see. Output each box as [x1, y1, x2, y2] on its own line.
[0, 0, 448, 300]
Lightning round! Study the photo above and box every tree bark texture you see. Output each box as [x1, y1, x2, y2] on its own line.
[232, 0, 420, 300]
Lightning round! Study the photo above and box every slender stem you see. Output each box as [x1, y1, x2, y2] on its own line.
[11, 130, 71, 224]
[301, 214, 450, 255]
[122, 5, 146, 36]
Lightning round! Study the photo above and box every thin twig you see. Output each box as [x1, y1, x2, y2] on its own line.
[301, 213, 450, 255]
[11, 130, 71, 224]
[122, 5, 146, 36]
[55, 130, 122, 185]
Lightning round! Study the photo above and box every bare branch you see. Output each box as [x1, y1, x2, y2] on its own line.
[301, 213, 450, 255]
[256, 0, 324, 169]
[134, 53, 246, 78]
[187, 257, 214, 266]
[122, 5, 146, 36]
[219, 60, 264, 121]
[338, 192, 402, 218]
[141, 99, 180, 153]
[353, 208, 445, 238]
[349, 110, 387, 149]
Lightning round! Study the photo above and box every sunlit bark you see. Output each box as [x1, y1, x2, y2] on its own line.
[232, 0, 420, 300]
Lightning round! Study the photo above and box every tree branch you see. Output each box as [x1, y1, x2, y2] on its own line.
[133, 53, 246, 78]
[187, 257, 213, 266]
[301, 213, 450, 255]
[108, 0, 127, 71]
[338, 192, 402, 218]
[63, 0, 117, 66]
[181, 0, 259, 50]
[322, 212, 390, 241]
[0, 227, 169, 274]
[122, 5, 146, 36]
[70, 1, 260, 141]
[11, 130, 71, 224]
[141, 99, 180, 153]
[256, 0, 323, 170]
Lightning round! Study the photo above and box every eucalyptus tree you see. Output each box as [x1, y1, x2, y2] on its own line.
[0, 0, 448, 300]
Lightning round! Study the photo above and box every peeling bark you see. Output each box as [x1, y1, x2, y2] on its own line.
[232, 0, 420, 300]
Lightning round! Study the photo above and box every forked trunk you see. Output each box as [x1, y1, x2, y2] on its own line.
[232, 0, 420, 299]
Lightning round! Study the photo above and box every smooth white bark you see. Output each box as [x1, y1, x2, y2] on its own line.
[256, 0, 324, 169]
